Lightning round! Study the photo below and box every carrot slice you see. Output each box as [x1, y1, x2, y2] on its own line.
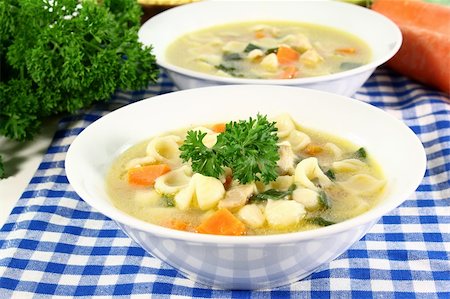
[371, 0, 450, 94]
[127, 164, 171, 187]
[279, 66, 298, 79]
[212, 123, 226, 133]
[335, 47, 356, 55]
[196, 209, 246, 236]
[254, 30, 266, 39]
[304, 144, 323, 156]
[276, 46, 300, 64]
[162, 219, 189, 231]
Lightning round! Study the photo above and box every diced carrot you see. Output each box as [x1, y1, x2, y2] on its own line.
[127, 164, 171, 187]
[371, 0, 450, 94]
[212, 123, 226, 133]
[276, 46, 300, 64]
[279, 66, 298, 79]
[254, 30, 266, 39]
[335, 47, 356, 55]
[162, 219, 189, 231]
[196, 208, 246, 236]
[304, 144, 323, 156]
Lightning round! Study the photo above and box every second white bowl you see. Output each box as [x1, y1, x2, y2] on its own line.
[138, 0, 402, 96]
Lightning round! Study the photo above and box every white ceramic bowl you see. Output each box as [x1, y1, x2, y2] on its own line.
[138, 0, 402, 96]
[66, 85, 426, 290]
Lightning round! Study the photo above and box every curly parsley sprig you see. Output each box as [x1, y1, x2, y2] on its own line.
[179, 114, 280, 184]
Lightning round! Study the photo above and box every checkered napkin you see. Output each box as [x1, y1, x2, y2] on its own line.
[0, 69, 449, 298]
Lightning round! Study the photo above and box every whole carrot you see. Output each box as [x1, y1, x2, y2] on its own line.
[372, 0, 450, 94]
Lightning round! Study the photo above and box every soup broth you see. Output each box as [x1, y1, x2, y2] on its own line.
[166, 21, 372, 79]
[106, 114, 385, 236]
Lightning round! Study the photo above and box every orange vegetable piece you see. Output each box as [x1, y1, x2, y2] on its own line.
[254, 30, 266, 39]
[279, 66, 298, 79]
[212, 123, 226, 133]
[127, 164, 171, 187]
[276, 46, 300, 65]
[372, 0, 450, 94]
[162, 219, 189, 231]
[335, 47, 356, 55]
[304, 144, 323, 156]
[196, 209, 246, 236]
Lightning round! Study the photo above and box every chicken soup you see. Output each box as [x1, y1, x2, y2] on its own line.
[166, 21, 371, 79]
[106, 114, 385, 236]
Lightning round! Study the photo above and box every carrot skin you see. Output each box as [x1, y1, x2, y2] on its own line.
[372, 0, 450, 94]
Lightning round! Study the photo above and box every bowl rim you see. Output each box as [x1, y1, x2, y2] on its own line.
[139, 0, 403, 85]
[65, 84, 426, 245]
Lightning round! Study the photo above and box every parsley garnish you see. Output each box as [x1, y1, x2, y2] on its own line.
[180, 114, 280, 184]
[0, 155, 4, 179]
[179, 130, 224, 179]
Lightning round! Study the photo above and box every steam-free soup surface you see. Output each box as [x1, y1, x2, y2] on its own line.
[166, 21, 371, 79]
[106, 114, 385, 236]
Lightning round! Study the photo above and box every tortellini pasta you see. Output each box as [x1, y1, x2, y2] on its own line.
[146, 135, 183, 167]
[339, 174, 386, 196]
[175, 173, 225, 211]
[237, 204, 265, 228]
[154, 165, 193, 196]
[323, 142, 343, 161]
[264, 199, 306, 228]
[332, 158, 368, 173]
[286, 130, 311, 152]
[294, 157, 332, 191]
[273, 113, 296, 138]
[292, 187, 320, 211]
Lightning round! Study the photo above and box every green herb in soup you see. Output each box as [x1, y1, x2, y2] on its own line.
[166, 21, 372, 79]
[106, 114, 385, 236]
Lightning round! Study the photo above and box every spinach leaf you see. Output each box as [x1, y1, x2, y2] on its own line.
[325, 169, 336, 180]
[318, 191, 331, 209]
[307, 217, 335, 227]
[249, 185, 296, 202]
[161, 196, 175, 207]
[244, 43, 262, 53]
[265, 47, 279, 55]
[223, 53, 242, 61]
[215, 64, 243, 77]
[355, 147, 367, 159]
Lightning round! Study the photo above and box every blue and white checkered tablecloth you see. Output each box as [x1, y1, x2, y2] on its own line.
[0, 68, 449, 298]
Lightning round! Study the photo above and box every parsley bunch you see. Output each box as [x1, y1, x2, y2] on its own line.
[0, 0, 159, 176]
[180, 114, 280, 184]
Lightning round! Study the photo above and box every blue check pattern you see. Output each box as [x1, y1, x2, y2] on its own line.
[0, 68, 449, 298]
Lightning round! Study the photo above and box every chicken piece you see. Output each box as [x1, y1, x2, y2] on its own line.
[218, 184, 255, 210]
[277, 141, 296, 175]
